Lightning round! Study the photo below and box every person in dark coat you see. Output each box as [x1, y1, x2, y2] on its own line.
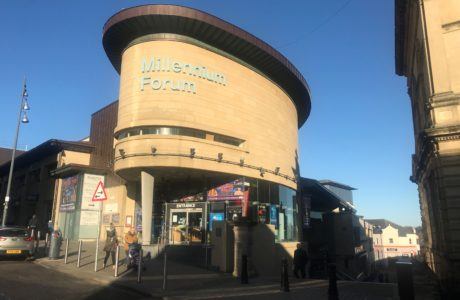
[293, 243, 308, 279]
[28, 214, 39, 240]
[103, 223, 118, 269]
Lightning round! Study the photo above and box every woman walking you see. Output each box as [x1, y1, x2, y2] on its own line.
[103, 223, 118, 269]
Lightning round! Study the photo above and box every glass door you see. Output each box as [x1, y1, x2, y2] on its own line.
[187, 212, 203, 243]
[170, 211, 187, 244]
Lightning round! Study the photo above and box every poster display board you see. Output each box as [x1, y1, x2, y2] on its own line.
[60, 175, 79, 212]
[80, 211, 99, 226]
[81, 174, 103, 210]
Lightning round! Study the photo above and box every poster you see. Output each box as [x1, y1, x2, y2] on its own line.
[102, 214, 111, 225]
[60, 175, 79, 212]
[125, 216, 133, 227]
[81, 174, 104, 210]
[80, 210, 99, 226]
[207, 179, 245, 201]
[111, 213, 120, 225]
[270, 205, 278, 227]
[302, 196, 311, 229]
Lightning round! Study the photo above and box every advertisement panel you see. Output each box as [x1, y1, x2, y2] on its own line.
[59, 175, 79, 212]
[207, 179, 245, 202]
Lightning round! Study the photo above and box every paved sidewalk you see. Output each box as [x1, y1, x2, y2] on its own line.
[34, 241, 398, 299]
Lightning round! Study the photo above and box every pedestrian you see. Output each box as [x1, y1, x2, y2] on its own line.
[124, 226, 138, 265]
[103, 223, 118, 269]
[28, 214, 39, 240]
[293, 243, 308, 279]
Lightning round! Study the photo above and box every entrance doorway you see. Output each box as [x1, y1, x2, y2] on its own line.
[168, 204, 204, 244]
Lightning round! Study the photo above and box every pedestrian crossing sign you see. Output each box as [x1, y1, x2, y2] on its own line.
[92, 181, 107, 202]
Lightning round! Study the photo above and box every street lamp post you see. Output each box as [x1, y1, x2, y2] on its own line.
[2, 79, 30, 227]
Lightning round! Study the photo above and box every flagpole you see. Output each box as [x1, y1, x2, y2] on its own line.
[2, 78, 30, 227]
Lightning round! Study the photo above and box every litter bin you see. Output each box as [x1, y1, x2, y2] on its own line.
[48, 229, 62, 260]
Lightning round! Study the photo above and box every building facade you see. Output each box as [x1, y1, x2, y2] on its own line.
[395, 0, 460, 294]
[367, 219, 420, 261]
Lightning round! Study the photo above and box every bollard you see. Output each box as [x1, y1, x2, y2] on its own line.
[94, 237, 99, 272]
[241, 254, 249, 284]
[114, 245, 120, 277]
[36, 230, 41, 254]
[328, 263, 339, 300]
[77, 240, 83, 268]
[45, 233, 50, 256]
[163, 245, 168, 290]
[64, 238, 69, 264]
[396, 261, 414, 300]
[137, 248, 143, 284]
[281, 258, 290, 292]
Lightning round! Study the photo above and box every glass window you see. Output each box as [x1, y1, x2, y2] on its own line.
[389, 238, 394, 244]
[115, 126, 243, 147]
[278, 185, 298, 242]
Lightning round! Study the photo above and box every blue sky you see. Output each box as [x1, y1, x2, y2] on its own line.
[0, 0, 420, 226]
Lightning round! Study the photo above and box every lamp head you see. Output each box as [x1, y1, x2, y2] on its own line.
[23, 100, 30, 111]
[21, 112, 29, 123]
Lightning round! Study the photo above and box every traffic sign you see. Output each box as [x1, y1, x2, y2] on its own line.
[92, 181, 107, 202]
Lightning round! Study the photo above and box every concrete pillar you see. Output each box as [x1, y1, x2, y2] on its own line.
[141, 171, 154, 245]
[232, 218, 255, 277]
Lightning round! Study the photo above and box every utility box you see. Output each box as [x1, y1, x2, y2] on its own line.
[211, 221, 234, 272]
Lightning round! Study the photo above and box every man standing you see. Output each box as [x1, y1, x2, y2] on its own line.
[293, 243, 308, 279]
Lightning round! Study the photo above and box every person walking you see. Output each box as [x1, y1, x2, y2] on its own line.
[103, 223, 118, 269]
[293, 243, 308, 279]
[124, 226, 138, 265]
[28, 214, 39, 240]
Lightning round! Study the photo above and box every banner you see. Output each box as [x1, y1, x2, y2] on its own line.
[207, 179, 245, 201]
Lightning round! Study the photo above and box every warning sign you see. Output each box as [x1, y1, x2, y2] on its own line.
[92, 181, 107, 202]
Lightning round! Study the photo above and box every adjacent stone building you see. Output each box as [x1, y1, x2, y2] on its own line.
[366, 219, 420, 261]
[395, 0, 460, 295]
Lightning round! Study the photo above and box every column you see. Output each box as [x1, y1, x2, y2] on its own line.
[141, 171, 154, 245]
[232, 218, 255, 277]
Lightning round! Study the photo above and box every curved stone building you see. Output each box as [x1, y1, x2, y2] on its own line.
[103, 5, 310, 189]
[102, 4, 311, 250]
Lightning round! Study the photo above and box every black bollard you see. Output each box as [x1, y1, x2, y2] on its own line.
[328, 263, 339, 300]
[281, 258, 290, 292]
[241, 254, 249, 284]
[137, 249, 143, 284]
[396, 261, 414, 300]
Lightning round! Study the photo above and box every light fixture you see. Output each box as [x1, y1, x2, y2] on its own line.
[21, 111, 29, 123]
[119, 148, 126, 158]
[217, 153, 223, 162]
[151, 146, 157, 155]
[274, 167, 280, 175]
[23, 100, 30, 110]
[239, 158, 244, 166]
[259, 168, 265, 177]
[190, 148, 195, 158]
[23, 89, 28, 97]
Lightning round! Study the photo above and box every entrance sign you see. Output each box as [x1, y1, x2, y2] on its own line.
[92, 181, 107, 202]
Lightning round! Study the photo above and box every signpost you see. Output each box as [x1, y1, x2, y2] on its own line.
[92, 180, 107, 272]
